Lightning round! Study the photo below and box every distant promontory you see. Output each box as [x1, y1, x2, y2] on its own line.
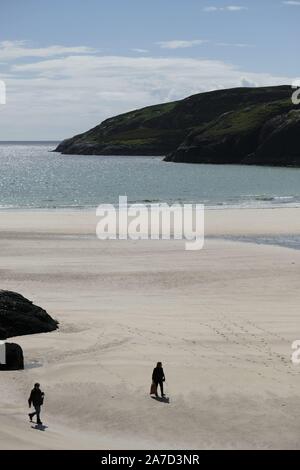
[55, 86, 300, 167]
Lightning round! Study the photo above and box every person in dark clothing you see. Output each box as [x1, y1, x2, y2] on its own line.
[28, 383, 44, 425]
[152, 362, 166, 397]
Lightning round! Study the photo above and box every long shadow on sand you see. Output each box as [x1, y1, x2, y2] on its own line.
[151, 396, 170, 404]
[31, 424, 48, 431]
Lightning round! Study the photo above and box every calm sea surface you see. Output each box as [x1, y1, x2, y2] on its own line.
[0, 142, 300, 210]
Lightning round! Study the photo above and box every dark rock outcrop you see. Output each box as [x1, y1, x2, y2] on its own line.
[55, 85, 300, 167]
[0, 343, 24, 370]
[0, 290, 58, 340]
[165, 106, 300, 166]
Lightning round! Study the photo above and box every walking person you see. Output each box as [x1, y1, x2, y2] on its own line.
[28, 383, 44, 425]
[152, 362, 166, 398]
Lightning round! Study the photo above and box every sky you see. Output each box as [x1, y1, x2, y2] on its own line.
[0, 0, 299, 140]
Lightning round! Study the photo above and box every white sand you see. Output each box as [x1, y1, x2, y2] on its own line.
[1, 207, 300, 449]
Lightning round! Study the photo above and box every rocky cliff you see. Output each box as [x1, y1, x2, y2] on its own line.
[55, 86, 300, 167]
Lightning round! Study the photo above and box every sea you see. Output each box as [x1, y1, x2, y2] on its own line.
[0, 141, 300, 249]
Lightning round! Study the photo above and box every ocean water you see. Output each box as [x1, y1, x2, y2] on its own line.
[216, 235, 300, 251]
[0, 142, 300, 210]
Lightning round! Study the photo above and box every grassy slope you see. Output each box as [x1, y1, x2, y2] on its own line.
[56, 86, 296, 158]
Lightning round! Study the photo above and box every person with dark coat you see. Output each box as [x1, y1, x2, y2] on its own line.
[152, 362, 166, 397]
[28, 383, 44, 425]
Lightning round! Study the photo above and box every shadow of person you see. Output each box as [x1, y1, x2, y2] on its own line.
[151, 396, 170, 404]
[31, 423, 48, 431]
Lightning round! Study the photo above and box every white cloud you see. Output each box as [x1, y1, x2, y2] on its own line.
[157, 40, 207, 49]
[204, 5, 248, 12]
[157, 39, 253, 49]
[283, 1, 300, 4]
[216, 42, 254, 48]
[0, 45, 294, 139]
[131, 48, 149, 53]
[226, 5, 248, 10]
[0, 40, 96, 60]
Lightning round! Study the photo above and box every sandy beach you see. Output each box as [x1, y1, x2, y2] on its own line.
[1, 207, 300, 449]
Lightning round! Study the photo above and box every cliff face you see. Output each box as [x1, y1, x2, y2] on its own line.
[55, 86, 300, 167]
[55, 100, 185, 156]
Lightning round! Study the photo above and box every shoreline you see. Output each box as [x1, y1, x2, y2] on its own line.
[0, 206, 299, 237]
[0, 202, 300, 212]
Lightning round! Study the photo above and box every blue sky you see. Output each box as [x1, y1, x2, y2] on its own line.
[0, 0, 299, 139]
